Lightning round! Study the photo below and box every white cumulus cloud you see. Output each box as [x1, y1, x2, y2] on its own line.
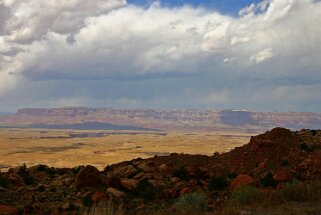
[250, 48, 274, 64]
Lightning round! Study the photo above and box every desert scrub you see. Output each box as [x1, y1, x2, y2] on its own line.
[81, 204, 124, 215]
[73, 165, 85, 175]
[173, 167, 190, 181]
[278, 180, 321, 202]
[83, 192, 94, 207]
[213, 202, 321, 215]
[131, 179, 159, 201]
[37, 165, 56, 178]
[231, 185, 263, 205]
[260, 172, 276, 188]
[208, 176, 229, 191]
[18, 164, 36, 185]
[0, 173, 10, 187]
[175, 192, 207, 214]
[299, 143, 315, 152]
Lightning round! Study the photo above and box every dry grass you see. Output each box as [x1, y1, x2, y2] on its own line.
[154, 181, 321, 215]
[0, 128, 251, 171]
[79, 180, 321, 215]
[215, 181, 321, 215]
[80, 204, 124, 215]
[214, 202, 321, 215]
[83, 201, 321, 215]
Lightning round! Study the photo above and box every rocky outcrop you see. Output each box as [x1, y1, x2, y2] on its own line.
[273, 170, 292, 182]
[113, 165, 138, 178]
[121, 179, 139, 191]
[249, 127, 293, 148]
[230, 174, 255, 189]
[75, 165, 102, 189]
[106, 187, 124, 198]
[91, 191, 105, 203]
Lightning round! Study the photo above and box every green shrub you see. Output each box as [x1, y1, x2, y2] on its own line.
[83, 192, 94, 207]
[260, 172, 276, 188]
[44, 167, 56, 177]
[68, 202, 79, 211]
[231, 185, 262, 205]
[41, 166, 70, 177]
[300, 143, 315, 152]
[281, 159, 289, 166]
[209, 176, 228, 191]
[37, 165, 56, 178]
[132, 179, 159, 201]
[36, 164, 48, 172]
[227, 172, 237, 179]
[103, 165, 112, 173]
[279, 180, 321, 202]
[56, 168, 69, 175]
[176, 192, 207, 214]
[73, 166, 85, 175]
[173, 167, 190, 181]
[17, 164, 36, 185]
[308, 129, 318, 136]
[0, 174, 10, 187]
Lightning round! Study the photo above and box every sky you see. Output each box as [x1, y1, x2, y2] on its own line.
[0, 0, 320, 112]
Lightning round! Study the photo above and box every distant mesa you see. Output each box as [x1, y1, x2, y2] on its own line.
[0, 121, 160, 132]
[29, 122, 161, 131]
[219, 109, 258, 126]
[1, 107, 320, 132]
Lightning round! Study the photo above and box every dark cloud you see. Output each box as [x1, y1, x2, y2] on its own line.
[0, 0, 320, 112]
[0, 4, 10, 35]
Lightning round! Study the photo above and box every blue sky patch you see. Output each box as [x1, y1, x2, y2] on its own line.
[127, 0, 263, 15]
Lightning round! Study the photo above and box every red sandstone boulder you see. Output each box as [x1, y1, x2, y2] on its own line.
[231, 174, 255, 189]
[179, 187, 192, 195]
[162, 188, 178, 198]
[159, 164, 174, 175]
[106, 187, 124, 198]
[91, 191, 105, 203]
[0, 204, 18, 214]
[186, 165, 199, 177]
[8, 173, 24, 187]
[114, 165, 138, 178]
[75, 165, 102, 189]
[257, 162, 267, 170]
[297, 156, 321, 177]
[137, 162, 155, 173]
[104, 175, 122, 189]
[269, 127, 293, 141]
[298, 158, 313, 170]
[121, 179, 139, 191]
[273, 170, 292, 182]
[250, 127, 293, 148]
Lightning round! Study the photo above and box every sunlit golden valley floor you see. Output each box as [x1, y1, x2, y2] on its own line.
[0, 129, 253, 170]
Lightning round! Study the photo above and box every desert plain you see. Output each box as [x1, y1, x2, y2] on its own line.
[0, 128, 253, 171]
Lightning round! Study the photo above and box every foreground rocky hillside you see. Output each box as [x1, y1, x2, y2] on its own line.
[1, 108, 321, 132]
[0, 128, 321, 214]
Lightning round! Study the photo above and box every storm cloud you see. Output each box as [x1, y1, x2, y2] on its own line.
[0, 0, 320, 112]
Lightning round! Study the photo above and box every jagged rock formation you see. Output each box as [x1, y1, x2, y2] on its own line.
[0, 128, 320, 214]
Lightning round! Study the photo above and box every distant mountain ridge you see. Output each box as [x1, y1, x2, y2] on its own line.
[1, 107, 320, 132]
[0, 121, 161, 132]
